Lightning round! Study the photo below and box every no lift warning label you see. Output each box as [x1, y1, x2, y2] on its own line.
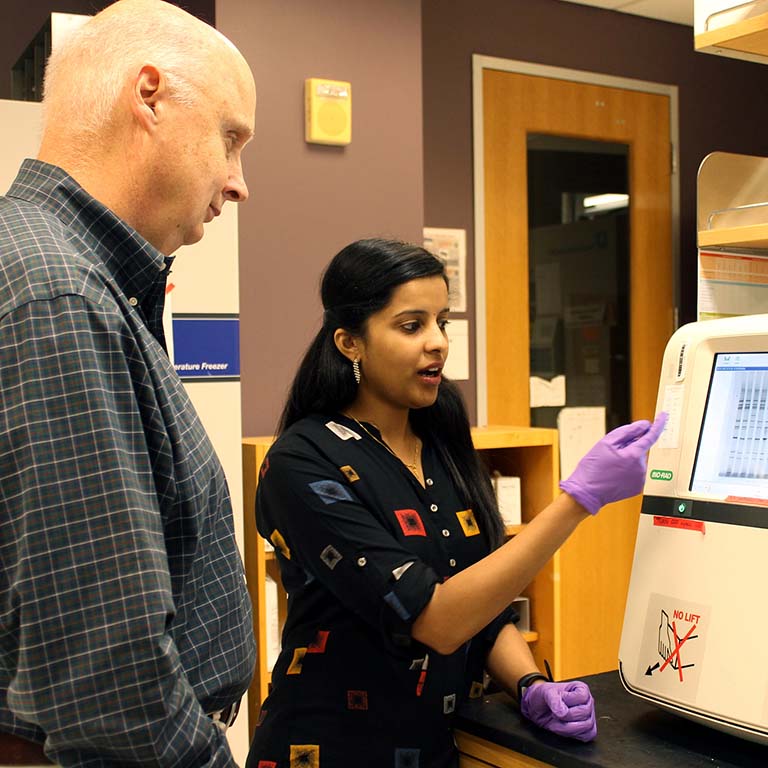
[637, 594, 709, 700]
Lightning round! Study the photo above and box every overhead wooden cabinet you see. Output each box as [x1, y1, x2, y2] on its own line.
[697, 151, 768, 251]
[694, 5, 768, 318]
[694, 0, 768, 63]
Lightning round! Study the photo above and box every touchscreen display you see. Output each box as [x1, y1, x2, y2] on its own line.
[690, 351, 768, 501]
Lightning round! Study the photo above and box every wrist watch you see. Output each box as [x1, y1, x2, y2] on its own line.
[516, 672, 550, 703]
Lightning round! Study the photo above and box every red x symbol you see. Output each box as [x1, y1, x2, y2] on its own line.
[659, 620, 697, 682]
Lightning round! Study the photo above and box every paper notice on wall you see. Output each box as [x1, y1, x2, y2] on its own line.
[423, 227, 467, 312]
[557, 407, 606, 480]
[444, 319, 469, 380]
[530, 375, 566, 408]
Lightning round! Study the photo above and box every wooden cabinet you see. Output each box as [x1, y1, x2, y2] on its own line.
[694, 6, 768, 317]
[695, 2, 768, 62]
[242, 426, 565, 735]
[455, 732, 550, 768]
[694, 5, 768, 251]
[697, 151, 768, 252]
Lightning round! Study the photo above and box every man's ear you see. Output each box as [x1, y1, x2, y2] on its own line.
[131, 64, 166, 130]
[333, 328, 360, 363]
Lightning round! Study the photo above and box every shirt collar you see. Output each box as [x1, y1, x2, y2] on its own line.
[6, 159, 174, 305]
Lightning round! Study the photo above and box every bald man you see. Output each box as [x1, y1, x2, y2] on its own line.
[0, 1, 256, 765]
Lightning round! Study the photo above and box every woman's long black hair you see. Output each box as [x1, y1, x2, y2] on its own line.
[277, 238, 505, 549]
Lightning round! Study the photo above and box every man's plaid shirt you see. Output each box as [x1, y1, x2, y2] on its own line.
[0, 160, 255, 766]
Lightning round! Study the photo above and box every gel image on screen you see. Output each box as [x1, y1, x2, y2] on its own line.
[690, 351, 768, 501]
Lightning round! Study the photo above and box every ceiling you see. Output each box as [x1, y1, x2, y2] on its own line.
[558, 0, 693, 26]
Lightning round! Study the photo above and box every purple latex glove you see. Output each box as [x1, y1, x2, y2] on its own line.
[559, 412, 668, 515]
[521, 680, 597, 742]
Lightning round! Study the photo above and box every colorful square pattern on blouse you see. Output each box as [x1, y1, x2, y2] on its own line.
[339, 464, 360, 482]
[456, 508, 480, 537]
[394, 508, 426, 536]
[290, 744, 319, 768]
[308, 479, 354, 504]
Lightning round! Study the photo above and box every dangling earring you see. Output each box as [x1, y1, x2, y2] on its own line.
[352, 358, 361, 385]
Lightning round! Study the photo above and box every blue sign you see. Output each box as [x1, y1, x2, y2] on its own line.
[172, 316, 240, 380]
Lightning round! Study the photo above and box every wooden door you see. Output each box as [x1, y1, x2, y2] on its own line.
[482, 70, 674, 677]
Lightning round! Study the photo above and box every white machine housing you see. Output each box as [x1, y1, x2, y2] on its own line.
[619, 313, 768, 745]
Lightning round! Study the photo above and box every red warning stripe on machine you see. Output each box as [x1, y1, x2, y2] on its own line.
[653, 516, 706, 534]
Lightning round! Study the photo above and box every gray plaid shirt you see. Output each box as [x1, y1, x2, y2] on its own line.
[0, 160, 255, 766]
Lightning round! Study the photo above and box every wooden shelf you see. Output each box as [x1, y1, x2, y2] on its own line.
[698, 223, 768, 249]
[470, 425, 555, 450]
[695, 12, 768, 58]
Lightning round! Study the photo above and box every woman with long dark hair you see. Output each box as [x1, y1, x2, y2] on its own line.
[247, 238, 665, 767]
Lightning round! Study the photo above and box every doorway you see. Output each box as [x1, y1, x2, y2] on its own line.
[528, 134, 630, 432]
[473, 59, 678, 677]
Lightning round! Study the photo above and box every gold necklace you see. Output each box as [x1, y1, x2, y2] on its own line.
[350, 418, 421, 477]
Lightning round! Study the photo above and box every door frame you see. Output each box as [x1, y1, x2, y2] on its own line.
[472, 55, 680, 425]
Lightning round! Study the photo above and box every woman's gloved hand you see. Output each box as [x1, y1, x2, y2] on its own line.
[521, 680, 597, 742]
[559, 412, 668, 515]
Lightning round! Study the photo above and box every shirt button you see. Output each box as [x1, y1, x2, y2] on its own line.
[430, 504, 439, 512]
[357, 556, 367, 566]
[129, 297, 138, 306]
[442, 529, 450, 537]
[449, 558, 457, 567]
[426, 478, 434, 486]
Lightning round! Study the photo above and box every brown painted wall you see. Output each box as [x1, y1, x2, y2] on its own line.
[218, 0, 424, 436]
[422, 0, 768, 422]
[8, 1, 768, 432]
[1, 0, 423, 438]
[0, 1, 214, 100]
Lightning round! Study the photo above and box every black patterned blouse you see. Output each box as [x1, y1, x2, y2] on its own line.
[246, 413, 517, 768]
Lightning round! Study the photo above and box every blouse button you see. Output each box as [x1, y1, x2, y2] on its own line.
[442, 529, 450, 537]
[129, 297, 138, 306]
[449, 558, 457, 567]
[426, 478, 434, 486]
[430, 503, 439, 512]
[357, 556, 367, 566]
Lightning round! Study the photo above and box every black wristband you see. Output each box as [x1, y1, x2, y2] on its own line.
[517, 670, 552, 703]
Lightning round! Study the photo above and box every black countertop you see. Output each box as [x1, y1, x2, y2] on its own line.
[455, 671, 768, 767]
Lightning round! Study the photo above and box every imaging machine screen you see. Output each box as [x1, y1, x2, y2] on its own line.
[690, 352, 768, 501]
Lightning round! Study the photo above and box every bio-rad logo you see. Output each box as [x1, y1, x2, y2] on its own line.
[650, 469, 673, 481]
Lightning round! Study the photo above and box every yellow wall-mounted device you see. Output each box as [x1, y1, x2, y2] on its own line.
[305, 78, 351, 146]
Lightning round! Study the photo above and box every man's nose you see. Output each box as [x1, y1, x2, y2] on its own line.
[224, 158, 249, 203]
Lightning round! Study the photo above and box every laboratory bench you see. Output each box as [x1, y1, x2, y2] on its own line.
[454, 670, 767, 767]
